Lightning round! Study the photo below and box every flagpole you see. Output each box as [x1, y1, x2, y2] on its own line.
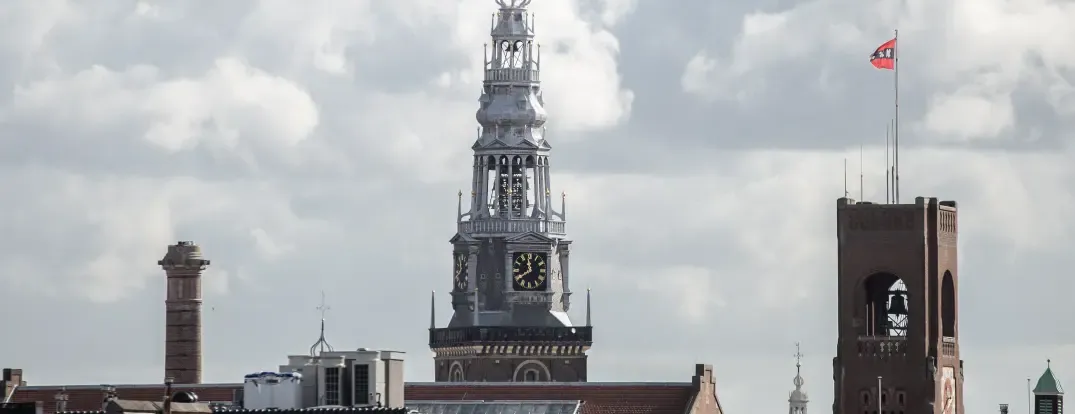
[893, 29, 899, 203]
[885, 123, 890, 204]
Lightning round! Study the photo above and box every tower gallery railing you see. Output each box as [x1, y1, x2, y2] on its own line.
[459, 219, 565, 235]
[485, 69, 539, 83]
[430, 326, 592, 347]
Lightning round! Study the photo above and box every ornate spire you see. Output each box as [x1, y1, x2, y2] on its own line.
[309, 291, 334, 356]
[462, 0, 562, 230]
[789, 342, 808, 414]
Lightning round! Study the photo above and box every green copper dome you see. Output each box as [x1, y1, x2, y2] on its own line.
[1033, 361, 1064, 395]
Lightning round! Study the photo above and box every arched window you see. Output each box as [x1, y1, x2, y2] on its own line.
[941, 271, 956, 337]
[513, 361, 549, 382]
[861, 273, 909, 337]
[448, 364, 464, 382]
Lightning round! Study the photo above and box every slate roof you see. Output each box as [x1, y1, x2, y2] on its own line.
[213, 408, 410, 414]
[403, 383, 696, 414]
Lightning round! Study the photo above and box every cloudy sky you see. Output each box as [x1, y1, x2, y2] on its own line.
[2, 0, 1074, 413]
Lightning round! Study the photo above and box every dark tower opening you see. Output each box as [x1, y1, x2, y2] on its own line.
[941, 271, 956, 338]
[861, 273, 908, 337]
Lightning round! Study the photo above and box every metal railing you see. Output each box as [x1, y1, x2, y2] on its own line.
[430, 326, 592, 347]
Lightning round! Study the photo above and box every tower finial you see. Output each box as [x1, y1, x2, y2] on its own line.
[430, 290, 436, 329]
[310, 291, 334, 356]
[793, 342, 805, 389]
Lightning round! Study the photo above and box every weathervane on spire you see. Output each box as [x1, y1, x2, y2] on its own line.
[309, 291, 334, 356]
[789, 342, 808, 412]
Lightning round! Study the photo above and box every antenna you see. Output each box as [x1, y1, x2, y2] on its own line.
[859, 144, 864, 200]
[794, 342, 803, 367]
[843, 158, 849, 198]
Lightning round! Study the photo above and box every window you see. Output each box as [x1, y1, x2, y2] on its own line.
[324, 367, 340, 405]
[449, 365, 464, 382]
[523, 368, 539, 381]
[353, 365, 370, 405]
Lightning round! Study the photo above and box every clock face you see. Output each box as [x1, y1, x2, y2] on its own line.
[453, 253, 468, 291]
[512, 252, 548, 291]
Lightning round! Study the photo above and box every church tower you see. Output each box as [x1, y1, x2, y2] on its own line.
[1033, 360, 1063, 414]
[790, 343, 808, 414]
[428, 0, 592, 383]
[832, 197, 963, 414]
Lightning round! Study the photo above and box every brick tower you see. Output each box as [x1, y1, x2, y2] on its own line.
[158, 241, 210, 384]
[833, 197, 963, 414]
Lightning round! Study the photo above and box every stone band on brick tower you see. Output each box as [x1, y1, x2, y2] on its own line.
[158, 241, 210, 384]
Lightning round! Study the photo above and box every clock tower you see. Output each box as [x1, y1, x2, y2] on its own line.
[428, 0, 592, 383]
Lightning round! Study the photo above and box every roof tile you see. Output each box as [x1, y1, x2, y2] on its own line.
[13, 381, 700, 414]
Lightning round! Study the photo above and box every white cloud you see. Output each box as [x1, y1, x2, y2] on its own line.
[10, 58, 320, 153]
[922, 88, 1014, 141]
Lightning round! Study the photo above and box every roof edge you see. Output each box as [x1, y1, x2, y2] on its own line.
[17, 383, 243, 391]
[404, 382, 692, 387]
[406, 400, 582, 404]
[18, 381, 692, 391]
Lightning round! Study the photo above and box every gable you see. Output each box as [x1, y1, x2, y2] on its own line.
[448, 232, 478, 244]
[505, 232, 554, 244]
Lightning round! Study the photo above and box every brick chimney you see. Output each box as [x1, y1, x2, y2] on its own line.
[158, 241, 210, 384]
[2, 368, 24, 401]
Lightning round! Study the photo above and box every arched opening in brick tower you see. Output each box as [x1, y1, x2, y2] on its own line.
[862, 272, 909, 337]
[941, 270, 955, 337]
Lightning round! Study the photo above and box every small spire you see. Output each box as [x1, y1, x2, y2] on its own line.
[561, 191, 567, 219]
[310, 291, 334, 356]
[430, 290, 436, 329]
[472, 287, 481, 326]
[585, 287, 591, 326]
[792, 342, 805, 390]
